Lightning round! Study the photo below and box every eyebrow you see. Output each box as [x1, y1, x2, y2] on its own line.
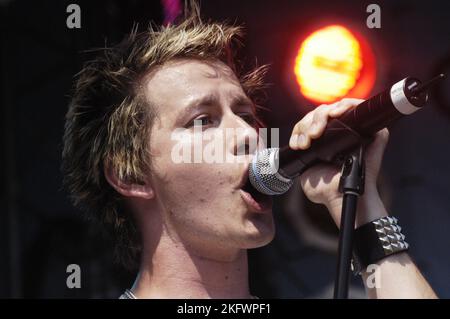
[176, 93, 254, 125]
[229, 94, 255, 110]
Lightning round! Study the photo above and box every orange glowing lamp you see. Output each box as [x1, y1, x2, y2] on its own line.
[294, 25, 376, 104]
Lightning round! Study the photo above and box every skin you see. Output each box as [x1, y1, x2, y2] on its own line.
[291, 99, 437, 298]
[105, 59, 437, 299]
[106, 59, 273, 298]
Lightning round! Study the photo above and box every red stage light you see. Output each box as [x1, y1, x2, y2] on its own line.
[294, 25, 376, 104]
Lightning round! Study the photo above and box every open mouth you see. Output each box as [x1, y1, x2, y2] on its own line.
[240, 178, 273, 213]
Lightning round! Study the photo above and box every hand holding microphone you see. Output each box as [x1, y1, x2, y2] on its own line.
[289, 99, 390, 227]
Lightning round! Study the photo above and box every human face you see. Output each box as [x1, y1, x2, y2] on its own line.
[143, 59, 274, 256]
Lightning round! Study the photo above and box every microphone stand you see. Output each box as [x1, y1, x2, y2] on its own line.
[333, 145, 366, 299]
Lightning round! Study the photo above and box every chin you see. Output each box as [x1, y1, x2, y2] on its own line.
[242, 215, 275, 248]
[244, 233, 275, 249]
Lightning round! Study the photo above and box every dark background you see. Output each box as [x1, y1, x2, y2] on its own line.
[1, 0, 449, 298]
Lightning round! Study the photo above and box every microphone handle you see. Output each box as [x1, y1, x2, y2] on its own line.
[278, 77, 426, 179]
[278, 117, 374, 179]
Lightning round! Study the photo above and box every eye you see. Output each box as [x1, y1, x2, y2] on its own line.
[187, 115, 214, 128]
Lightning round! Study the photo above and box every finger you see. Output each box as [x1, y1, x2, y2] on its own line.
[289, 131, 312, 150]
[329, 98, 364, 117]
[291, 104, 333, 150]
[289, 111, 314, 150]
[296, 133, 311, 150]
[297, 104, 332, 149]
[308, 104, 332, 139]
[291, 111, 314, 136]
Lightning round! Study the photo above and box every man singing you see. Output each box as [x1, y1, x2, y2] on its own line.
[61, 2, 436, 298]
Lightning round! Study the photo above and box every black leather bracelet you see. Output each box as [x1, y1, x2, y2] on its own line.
[352, 216, 409, 275]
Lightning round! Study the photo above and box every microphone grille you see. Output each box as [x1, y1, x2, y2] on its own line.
[249, 148, 294, 195]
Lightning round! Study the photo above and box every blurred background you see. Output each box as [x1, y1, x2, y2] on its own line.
[1, 0, 449, 298]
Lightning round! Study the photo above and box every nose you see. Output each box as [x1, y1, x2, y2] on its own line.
[223, 111, 259, 157]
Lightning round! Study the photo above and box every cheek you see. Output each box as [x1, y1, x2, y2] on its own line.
[168, 163, 232, 197]
[149, 127, 241, 215]
[153, 159, 241, 237]
[152, 148, 237, 211]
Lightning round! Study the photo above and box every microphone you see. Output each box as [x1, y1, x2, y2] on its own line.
[249, 74, 445, 196]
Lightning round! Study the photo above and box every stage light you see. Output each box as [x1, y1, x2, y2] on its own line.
[294, 25, 376, 104]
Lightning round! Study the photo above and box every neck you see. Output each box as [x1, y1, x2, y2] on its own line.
[130, 232, 252, 299]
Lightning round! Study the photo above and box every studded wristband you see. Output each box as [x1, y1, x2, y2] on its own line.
[352, 216, 409, 275]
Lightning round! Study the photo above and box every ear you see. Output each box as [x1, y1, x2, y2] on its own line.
[104, 162, 154, 200]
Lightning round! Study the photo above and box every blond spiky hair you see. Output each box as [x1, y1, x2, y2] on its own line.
[62, 1, 269, 270]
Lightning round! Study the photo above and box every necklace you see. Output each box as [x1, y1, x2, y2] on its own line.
[120, 289, 259, 299]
